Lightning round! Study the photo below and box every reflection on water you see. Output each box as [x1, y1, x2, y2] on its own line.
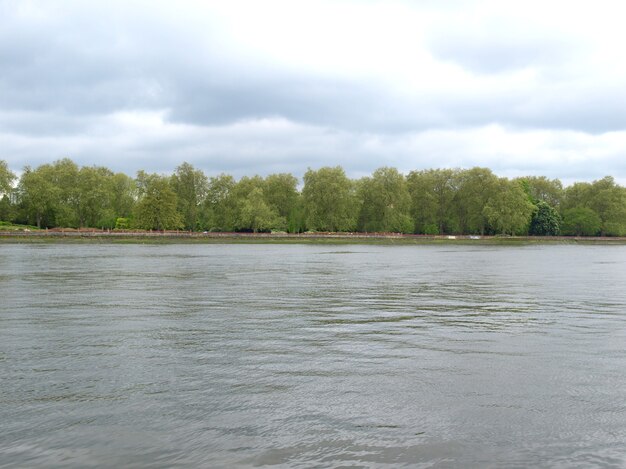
[1, 243, 626, 467]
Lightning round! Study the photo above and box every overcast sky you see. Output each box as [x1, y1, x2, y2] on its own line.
[2, 0, 626, 184]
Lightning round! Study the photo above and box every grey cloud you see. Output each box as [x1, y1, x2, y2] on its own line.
[426, 15, 578, 75]
[429, 35, 565, 74]
[1, 1, 626, 184]
[1, 0, 623, 140]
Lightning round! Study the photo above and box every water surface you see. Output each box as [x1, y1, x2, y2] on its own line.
[1, 243, 626, 468]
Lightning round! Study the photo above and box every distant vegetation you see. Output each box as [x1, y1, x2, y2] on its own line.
[1, 159, 625, 236]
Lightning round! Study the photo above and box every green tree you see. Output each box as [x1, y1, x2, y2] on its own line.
[529, 201, 561, 236]
[302, 166, 357, 232]
[48, 158, 80, 227]
[171, 162, 208, 231]
[17, 165, 60, 228]
[562, 182, 591, 211]
[204, 173, 237, 231]
[454, 167, 499, 235]
[0, 160, 16, 223]
[109, 172, 136, 221]
[518, 176, 564, 208]
[588, 177, 626, 236]
[561, 207, 602, 236]
[134, 173, 182, 230]
[0, 160, 15, 197]
[238, 187, 281, 232]
[287, 194, 306, 233]
[265, 173, 299, 220]
[357, 167, 412, 233]
[74, 166, 114, 227]
[483, 179, 536, 235]
[562, 177, 626, 236]
[407, 168, 458, 234]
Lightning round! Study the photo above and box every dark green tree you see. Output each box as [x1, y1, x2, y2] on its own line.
[529, 200, 561, 236]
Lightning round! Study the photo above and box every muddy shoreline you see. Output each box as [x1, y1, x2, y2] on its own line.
[2, 230, 626, 244]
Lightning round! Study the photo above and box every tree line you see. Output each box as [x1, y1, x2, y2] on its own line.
[1, 158, 625, 236]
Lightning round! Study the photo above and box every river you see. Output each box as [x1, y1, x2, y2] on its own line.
[1, 243, 626, 468]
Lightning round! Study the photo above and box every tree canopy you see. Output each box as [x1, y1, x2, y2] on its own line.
[1, 158, 625, 236]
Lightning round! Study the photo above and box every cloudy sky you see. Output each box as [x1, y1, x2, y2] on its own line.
[2, 0, 626, 184]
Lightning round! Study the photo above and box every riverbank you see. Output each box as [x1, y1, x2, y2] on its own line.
[2, 230, 626, 244]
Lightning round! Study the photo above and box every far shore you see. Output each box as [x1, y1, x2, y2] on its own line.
[2, 229, 626, 245]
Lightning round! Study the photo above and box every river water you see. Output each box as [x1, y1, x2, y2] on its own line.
[1, 243, 626, 468]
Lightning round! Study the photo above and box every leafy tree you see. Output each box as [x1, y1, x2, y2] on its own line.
[109, 172, 136, 221]
[562, 177, 626, 236]
[302, 166, 357, 231]
[529, 201, 561, 236]
[0, 160, 16, 223]
[47, 158, 80, 227]
[588, 176, 626, 236]
[134, 173, 182, 230]
[528, 200, 562, 236]
[17, 165, 60, 228]
[204, 174, 237, 231]
[407, 168, 458, 234]
[561, 207, 602, 236]
[518, 176, 564, 207]
[454, 167, 499, 234]
[74, 166, 114, 227]
[171, 162, 208, 231]
[238, 187, 281, 232]
[357, 167, 412, 233]
[483, 179, 536, 235]
[562, 182, 591, 211]
[265, 173, 299, 219]
[0, 160, 15, 197]
[287, 194, 306, 233]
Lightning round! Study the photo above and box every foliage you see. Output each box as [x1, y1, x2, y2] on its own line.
[302, 166, 357, 232]
[2, 158, 625, 236]
[134, 173, 183, 230]
[115, 218, 130, 230]
[357, 167, 412, 233]
[171, 162, 208, 230]
[561, 207, 602, 236]
[562, 177, 626, 236]
[483, 179, 536, 235]
[518, 176, 563, 207]
[407, 168, 458, 234]
[204, 174, 237, 231]
[238, 187, 281, 232]
[0, 160, 16, 196]
[529, 201, 561, 236]
[454, 167, 499, 235]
